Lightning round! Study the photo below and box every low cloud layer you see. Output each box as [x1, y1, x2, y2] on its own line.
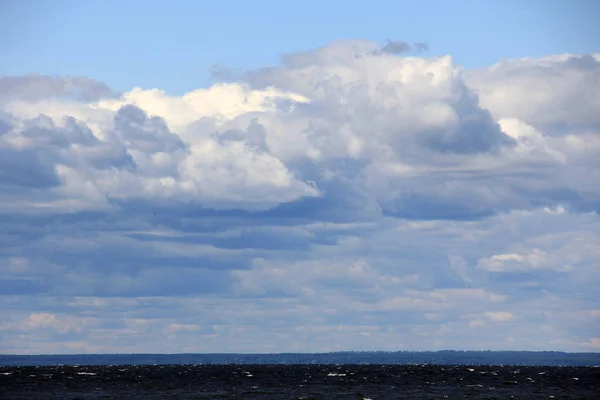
[1, 40, 599, 353]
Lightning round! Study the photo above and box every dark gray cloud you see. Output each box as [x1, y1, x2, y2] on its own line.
[217, 118, 269, 152]
[380, 40, 412, 54]
[113, 105, 186, 154]
[0, 118, 11, 136]
[376, 40, 429, 55]
[21, 114, 99, 148]
[420, 91, 516, 154]
[0, 148, 61, 189]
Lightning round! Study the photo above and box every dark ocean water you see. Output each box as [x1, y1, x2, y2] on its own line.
[1, 364, 598, 399]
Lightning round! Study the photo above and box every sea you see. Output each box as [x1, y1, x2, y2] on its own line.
[1, 364, 598, 399]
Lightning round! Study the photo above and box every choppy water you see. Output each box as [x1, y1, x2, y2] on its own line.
[1, 364, 598, 399]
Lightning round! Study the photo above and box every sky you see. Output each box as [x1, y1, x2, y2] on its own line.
[0, 1, 599, 354]
[2, 0, 599, 94]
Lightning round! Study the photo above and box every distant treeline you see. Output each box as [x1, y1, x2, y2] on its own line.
[1, 351, 599, 367]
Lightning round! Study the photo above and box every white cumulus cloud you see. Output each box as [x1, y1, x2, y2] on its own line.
[1, 40, 599, 353]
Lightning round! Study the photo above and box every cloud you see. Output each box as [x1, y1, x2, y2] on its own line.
[0, 75, 117, 102]
[1, 88, 318, 213]
[477, 250, 574, 273]
[379, 40, 429, 55]
[485, 311, 515, 322]
[380, 40, 412, 54]
[414, 42, 429, 52]
[1, 41, 599, 353]
[210, 65, 242, 82]
[465, 54, 600, 130]
[582, 337, 600, 349]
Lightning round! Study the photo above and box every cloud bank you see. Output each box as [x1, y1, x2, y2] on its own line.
[1, 40, 599, 353]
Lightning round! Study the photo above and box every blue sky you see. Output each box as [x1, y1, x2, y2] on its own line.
[0, 1, 599, 354]
[2, 0, 599, 94]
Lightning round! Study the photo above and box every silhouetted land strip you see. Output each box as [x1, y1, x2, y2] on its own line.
[1, 350, 599, 366]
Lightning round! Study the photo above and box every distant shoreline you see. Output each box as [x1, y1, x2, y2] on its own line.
[2, 351, 599, 367]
